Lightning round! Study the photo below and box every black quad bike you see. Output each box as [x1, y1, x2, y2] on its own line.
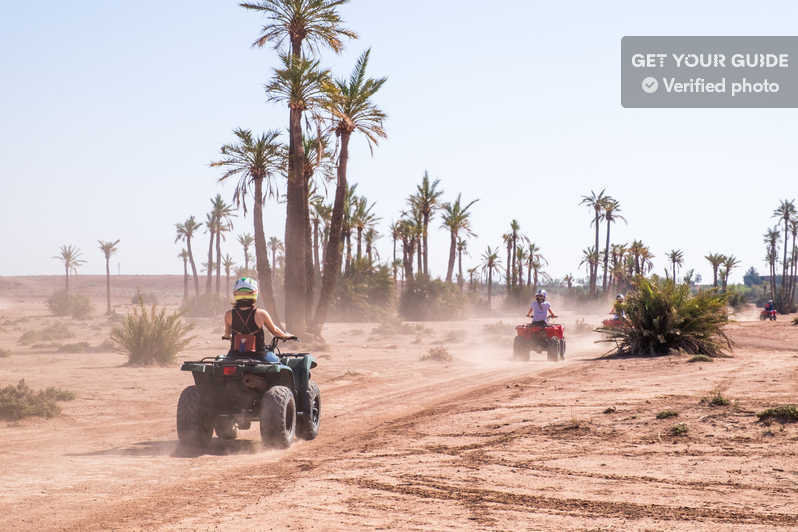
[176, 337, 320, 449]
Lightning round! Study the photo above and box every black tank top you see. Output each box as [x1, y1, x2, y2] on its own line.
[230, 305, 266, 354]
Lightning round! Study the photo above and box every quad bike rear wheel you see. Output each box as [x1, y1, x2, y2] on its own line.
[559, 338, 566, 360]
[214, 416, 239, 440]
[176, 385, 213, 448]
[260, 385, 296, 448]
[547, 339, 560, 361]
[297, 382, 321, 440]
[513, 336, 530, 361]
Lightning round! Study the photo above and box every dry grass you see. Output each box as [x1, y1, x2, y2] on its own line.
[0, 380, 75, 421]
[656, 410, 678, 419]
[420, 346, 453, 362]
[757, 405, 798, 424]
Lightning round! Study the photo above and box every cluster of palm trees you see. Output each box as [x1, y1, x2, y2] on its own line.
[763, 199, 798, 311]
[704, 252, 739, 292]
[53, 241, 119, 315]
[201, 0, 386, 334]
[579, 189, 626, 296]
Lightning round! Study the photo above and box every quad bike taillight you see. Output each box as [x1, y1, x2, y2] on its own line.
[223, 366, 237, 376]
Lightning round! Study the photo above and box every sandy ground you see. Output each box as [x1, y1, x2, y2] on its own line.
[1, 276, 797, 531]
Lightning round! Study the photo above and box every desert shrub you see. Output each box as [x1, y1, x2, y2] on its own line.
[111, 304, 194, 366]
[181, 293, 229, 318]
[420, 346, 453, 362]
[701, 388, 730, 407]
[334, 261, 395, 322]
[0, 380, 75, 420]
[0, 348, 10, 358]
[131, 288, 158, 305]
[18, 324, 74, 345]
[399, 278, 465, 321]
[757, 405, 798, 423]
[47, 291, 93, 319]
[688, 354, 713, 363]
[603, 406, 617, 414]
[56, 342, 91, 353]
[670, 423, 688, 436]
[598, 277, 732, 357]
[656, 410, 678, 419]
[725, 286, 750, 310]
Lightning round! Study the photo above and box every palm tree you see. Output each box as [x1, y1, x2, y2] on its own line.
[268, 237, 284, 283]
[666, 249, 684, 282]
[580, 246, 598, 281]
[502, 233, 512, 290]
[53, 244, 86, 293]
[773, 200, 796, 307]
[467, 266, 479, 291]
[314, 49, 387, 331]
[390, 220, 401, 282]
[790, 218, 798, 303]
[456, 238, 468, 290]
[526, 243, 547, 292]
[408, 171, 443, 279]
[222, 254, 236, 290]
[601, 199, 626, 292]
[238, 233, 255, 271]
[176, 217, 201, 298]
[704, 252, 726, 289]
[97, 239, 120, 314]
[721, 255, 740, 292]
[210, 128, 282, 321]
[481, 246, 502, 309]
[563, 274, 574, 294]
[509, 219, 520, 290]
[352, 196, 379, 260]
[203, 211, 216, 294]
[440, 194, 478, 283]
[580, 189, 610, 296]
[763, 228, 780, 301]
[211, 194, 236, 295]
[364, 227, 379, 264]
[178, 249, 189, 302]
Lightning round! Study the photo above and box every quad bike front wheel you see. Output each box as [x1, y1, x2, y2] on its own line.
[513, 336, 530, 361]
[559, 338, 566, 360]
[260, 385, 296, 448]
[297, 382, 321, 440]
[176, 385, 213, 448]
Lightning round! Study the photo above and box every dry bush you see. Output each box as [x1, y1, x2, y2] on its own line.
[47, 291, 93, 319]
[670, 423, 688, 436]
[0, 380, 75, 420]
[18, 324, 74, 345]
[701, 387, 730, 407]
[56, 342, 91, 353]
[688, 354, 713, 363]
[757, 405, 798, 424]
[420, 346, 453, 362]
[111, 304, 194, 366]
[656, 410, 678, 419]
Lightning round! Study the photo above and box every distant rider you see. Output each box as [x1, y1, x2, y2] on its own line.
[764, 299, 776, 313]
[526, 289, 557, 327]
[612, 294, 625, 319]
[223, 277, 295, 362]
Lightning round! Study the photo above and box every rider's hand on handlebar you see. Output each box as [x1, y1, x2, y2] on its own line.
[282, 334, 298, 341]
[221, 335, 231, 340]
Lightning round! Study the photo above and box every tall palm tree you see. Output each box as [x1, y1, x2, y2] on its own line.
[721, 255, 740, 292]
[268, 237, 285, 283]
[456, 237, 468, 290]
[526, 243, 546, 292]
[97, 239, 120, 314]
[178, 249, 189, 302]
[222, 254, 236, 290]
[211, 194, 236, 295]
[481, 246, 502, 309]
[502, 233, 512, 290]
[773, 199, 796, 307]
[563, 274, 574, 293]
[210, 128, 282, 321]
[364, 227, 379, 264]
[704, 252, 726, 289]
[390, 220, 401, 282]
[314, 49, 387, 331]
[409, 171, 443, 279]
[352, 196, 379, 260]
[440, 194, 478, 284]
[580, 189, 610, 296]
[601, 199, 626, 292]
[467, 266, 479, 291]
[666, 249, 684, 282]
[53, 244, 86, 293]
[238, 233, 255, 271]
[203, 211, 216, 294]
[509, 219, 520, 290]
[790, 218, 798, 303]
[763, 228, 780, 301]
[580, 246, 598, 281]
[176, 217, 201, 298]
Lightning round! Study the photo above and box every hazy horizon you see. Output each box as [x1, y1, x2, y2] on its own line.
[3, 1, 797, 285]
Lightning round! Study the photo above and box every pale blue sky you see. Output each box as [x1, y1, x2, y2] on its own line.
[2, 1, 797, 283]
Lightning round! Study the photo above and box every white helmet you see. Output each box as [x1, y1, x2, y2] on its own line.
[536, 289, 546, 298]
[616, 293, 625, 301]
[233, 277, 258, 301]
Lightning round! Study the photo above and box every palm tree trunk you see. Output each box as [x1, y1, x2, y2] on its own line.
[487, 269, 493, 309]
[215, 230, 222, 295]
[783, 219, 790, 304]
[505, 243, 511, 292]
[186, 238, 199, 297]
[64, 264, 69, 293]
[243, 245, 250, 271]
[313, 130, 351, 333]
[527, 262, 531, 286]
[533, 268, 539, 293]
[445, 230, 456, 283]
[253, 177, 279, 323]
[206, 227, 214, 294]
[457, 247, 463, 291]
[356, 228, 363, 260]
[313, 219, 321, 281]
[593, 211, 600, 296]
[422, 214, 429, 278]
[345, 233, 352, 272]
[602, 220, 611, 292]
[303, 172, 314, 322]
[272, 248, 277, 283]
[182, 257, 188, 302]
[392, 235, 397, 282]
[105, 257, 111, 314]
[672, 261, 676, 283]
[284, 105, 308, 333]
[416, 235, 422, 276]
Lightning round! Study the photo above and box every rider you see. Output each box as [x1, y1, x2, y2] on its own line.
[224, 277, 295, 362]
[612, 294, 625, 319]
[526, 289, 557, 327]
[764, 299, 776, 313]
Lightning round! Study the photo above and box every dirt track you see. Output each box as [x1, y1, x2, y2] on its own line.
[1, 280, 797, 531]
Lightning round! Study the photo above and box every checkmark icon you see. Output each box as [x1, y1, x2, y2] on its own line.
[642, 77, 659, 94]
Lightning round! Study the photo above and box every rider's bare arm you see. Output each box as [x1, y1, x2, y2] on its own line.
[549, 308, 557, 318]
[256, 308, 294, 339]
[223, 310, 233, 338]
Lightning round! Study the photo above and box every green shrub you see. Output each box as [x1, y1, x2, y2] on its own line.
[334, 261, 395, 322]
[47, 291, 93, 319]
[656, 410, 678, 419]
[18, 324, 74, 345]
[0, 380, 75, 420]
[702, 388, 730, 407]
[688, 354, 713, 363]
[598, 277, 732, 357]
[725, 286, 750, 310]
[131, 288, 158, 305]
[670, 423, 688, 436]
[399, 278, 465, 321]
[180, 293, 229, 318]
[757, 405, 798, 423]
[111, 304, 194, 366]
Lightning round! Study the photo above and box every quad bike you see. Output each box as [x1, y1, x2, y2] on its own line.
[176, 336, 320, 449]
[513, 320, 565, 361]
[602, 316, 627, 329]
[760, 309, 777, 321]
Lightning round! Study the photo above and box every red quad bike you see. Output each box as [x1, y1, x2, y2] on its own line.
[760, 309, 777, 321]
[514, 320, 565, 361]
[602, 316, 626, 329]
